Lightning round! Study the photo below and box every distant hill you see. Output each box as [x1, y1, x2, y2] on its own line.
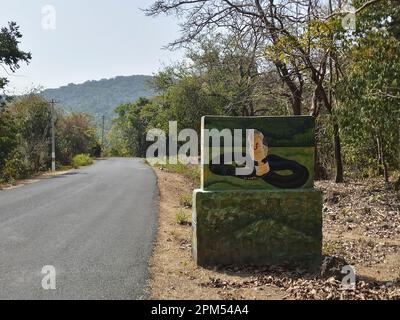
[41, 75, 155, 117]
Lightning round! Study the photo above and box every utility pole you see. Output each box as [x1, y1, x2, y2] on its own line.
[101, 114, 105, 157]
[49, 99, 59, 172]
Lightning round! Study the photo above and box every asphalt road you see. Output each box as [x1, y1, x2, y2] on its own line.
[0, 158, 158, 300]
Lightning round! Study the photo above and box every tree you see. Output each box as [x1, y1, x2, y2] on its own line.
[0, 22, 31, 100]
[0, 107, 18, 173]
[109, 98, 153, 157]
[56, 112, 99, 164]
[337, 0, 400, 184]
[146, 0, 306, 115]
[0, 22, 31, 180]
[0, 94, 52, 180]
[148, 35, 290, 132]
[7, 94, 52, 173]
[186, 35, 289, 116]
[147, 0, 388, 182]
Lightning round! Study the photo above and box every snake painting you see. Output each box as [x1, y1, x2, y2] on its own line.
[208, 130, 310, 189]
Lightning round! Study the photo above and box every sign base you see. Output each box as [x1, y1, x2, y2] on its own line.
[192, 189, 322, 268]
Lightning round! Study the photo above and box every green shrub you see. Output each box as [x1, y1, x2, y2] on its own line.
[179, 193, 192, 208]
[175, 209, 190, 225]
[72, 154, 93, 168]
[1, 150, 30, 182]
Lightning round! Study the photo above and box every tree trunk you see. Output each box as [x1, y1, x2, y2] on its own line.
[274, 62, 302, 115]
[376, 136, 383, 175]
[379, 135, 389, 184]
[395, 176, 400, 191]
[383, 159, 389, 184]
[314, 144, 328, 180]
[376, 131, 389, 184]
[333, 121, 344, 183]
[313, 82, 344, 183]
[292, 90, 302, 115]
[310, 89, 319, 117]
[314, 123, 328, 180]
[248, 100, 255, 116]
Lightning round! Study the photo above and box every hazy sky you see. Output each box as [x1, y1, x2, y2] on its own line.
[1, 0, 184, 94]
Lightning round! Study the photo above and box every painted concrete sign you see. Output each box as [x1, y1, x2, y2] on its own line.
[202, 116, 315, 190]
[193, 116, 322, 267]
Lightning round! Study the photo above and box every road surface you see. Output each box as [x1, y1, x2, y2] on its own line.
[0, 158, 158, 299]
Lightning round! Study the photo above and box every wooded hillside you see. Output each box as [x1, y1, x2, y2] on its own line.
[41, 75, 155, 117]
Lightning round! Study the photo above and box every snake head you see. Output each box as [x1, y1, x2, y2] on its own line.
[248, 129, 268, 161]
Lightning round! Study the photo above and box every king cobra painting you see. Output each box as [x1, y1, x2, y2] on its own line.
[208, 130, 310, 189]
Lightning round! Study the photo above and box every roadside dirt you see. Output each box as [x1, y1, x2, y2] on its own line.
[147, 168, 284, 299]
[148, 168, 400, 300]
[0, 168, 74, 191]
[0, 160, 103, 191]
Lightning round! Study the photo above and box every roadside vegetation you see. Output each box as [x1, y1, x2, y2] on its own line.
[108, 1, 399, 190]
[175, 209, 190, 226]
[0, 93, 100, 184]
[0, 22, 100, 184]
[72, 154, 94, 168]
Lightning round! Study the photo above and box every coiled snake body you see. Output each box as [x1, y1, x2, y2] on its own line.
[209, 153, 309, 189]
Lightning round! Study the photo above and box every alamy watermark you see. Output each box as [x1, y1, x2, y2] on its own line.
[41, 265, 56, 290]
[146, 121, 257, 176]
[341, 1, 356, 31]
[41, 5, 57, 30]
[341, 265, 356, 290]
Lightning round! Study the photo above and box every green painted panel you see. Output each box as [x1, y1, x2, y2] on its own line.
[202, 116, 315, 147]
[201, 116, 316, 190]
[192, 189, 322, 267]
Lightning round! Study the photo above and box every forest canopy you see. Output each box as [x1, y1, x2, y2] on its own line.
[108, 0, 399, 187]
